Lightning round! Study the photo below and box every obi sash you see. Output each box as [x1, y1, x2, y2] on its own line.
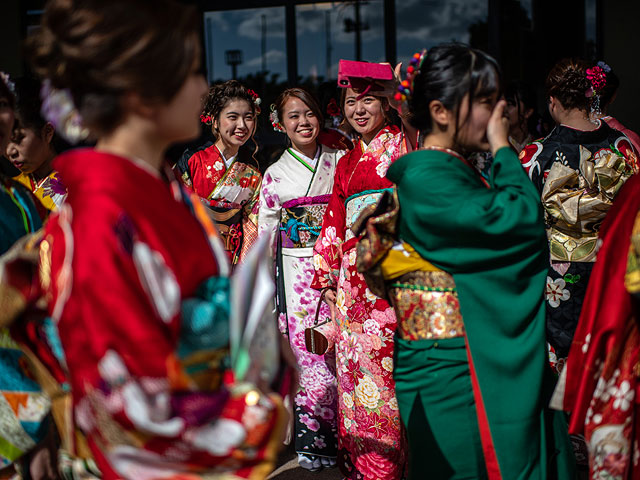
[344, 188, 393, 243]
[279, 195, 331, 249]
[382, 242, 465, 341]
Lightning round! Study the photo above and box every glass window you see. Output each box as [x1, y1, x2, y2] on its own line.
[395, 0, 488, 66]
[203, 8, 287, 83]
[296, 1, 385, 83]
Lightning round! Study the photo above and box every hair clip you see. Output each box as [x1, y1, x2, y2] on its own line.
[200, 114, 213, 125]
[326, 98, 342, 127]
[395, 49, 427, 108]
[269, 104, 285, 133]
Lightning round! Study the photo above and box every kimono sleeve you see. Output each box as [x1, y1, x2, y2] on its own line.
[257, 169, 282, 254]
[239, 173, 261, 263]
[390, 147, 548, 273]
[311, 153, 348, 290]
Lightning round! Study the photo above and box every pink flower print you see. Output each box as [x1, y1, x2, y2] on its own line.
[314, 436, 327, 449]
[300, 413, 321, 432]
[339, 371, 355, 392]
[362, 318, 381, 336]
[321, 226, 339, 248]
[602, 452, 627, 477]
[313, 405, 335, 421]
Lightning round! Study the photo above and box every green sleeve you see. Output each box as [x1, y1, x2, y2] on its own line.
[388, 147, 547, 273]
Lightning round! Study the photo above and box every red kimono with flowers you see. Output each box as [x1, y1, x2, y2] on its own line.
[311, 125, 407, 480]
[38, 149, 282, 479]
[182, 145, 261, 266]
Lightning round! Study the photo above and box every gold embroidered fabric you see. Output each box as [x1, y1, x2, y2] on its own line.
[625, 210, 640, 295]
[542, 145, 634, 262]
[389, 271, 465, 341]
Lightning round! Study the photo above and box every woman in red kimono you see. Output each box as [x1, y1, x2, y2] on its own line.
[24, 0, 283, 478]
[176, 80, 261, 266]
[311, 75, 414, 479]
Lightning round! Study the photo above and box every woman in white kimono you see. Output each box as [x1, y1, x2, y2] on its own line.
[258, 88, 347, 471]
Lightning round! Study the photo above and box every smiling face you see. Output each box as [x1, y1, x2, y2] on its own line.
[214, 98, 256, 153]
[343, 88, 386, 143]
[455, 91, 499, 152]
[282, 96, 320, 154]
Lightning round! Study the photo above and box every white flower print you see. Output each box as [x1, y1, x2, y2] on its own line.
[555, 151, 567, 165]
[336, 289, 347, 316]
[321, 226, 337, 248]
[342, 392, 354, 409]
[355, 376, 380, 411]
[213, 160, 224, 171]
[382, 357, 394, 372]
[582, 333, 591, 354]
[344, 417, 352, 430]
[364, 288, 377, 303]
[611, 381, 634, 412]
[546, 277, 570, 308]
[363, 318, 381, 336]
[348, 250, 357, 267]
[376, 156, 391, 178]
[313, 254, 323, 271]
[389, 396, 398, 411]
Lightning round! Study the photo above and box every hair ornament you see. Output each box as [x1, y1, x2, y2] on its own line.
[200, 113, 213, 125]
[269, 104, 285, 133]
[40, 79, 89, 144]
[247, 88, 262, 114]
[0, 72, 15, 95]
[586, 63, 608, 115]
[394, 49, 427, 106]
[326, 98, 343, 127]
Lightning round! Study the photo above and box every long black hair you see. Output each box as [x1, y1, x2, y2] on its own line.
[409, 43, 501, 140]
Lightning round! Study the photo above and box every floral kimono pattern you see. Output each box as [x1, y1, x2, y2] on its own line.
[27, 149, 283, 480]
[520, 121, 638, 360]
[311, 125, 407, 480]
[553, 174, 640, 480]
[258, 145, 342, 460]
[177, 144, 261, 266]
[15, 171, 67, 212]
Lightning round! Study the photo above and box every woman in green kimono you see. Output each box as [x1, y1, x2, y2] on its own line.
[370, 44, 574, 479]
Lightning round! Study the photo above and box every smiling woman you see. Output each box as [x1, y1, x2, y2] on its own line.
[176, 80, 263, 267]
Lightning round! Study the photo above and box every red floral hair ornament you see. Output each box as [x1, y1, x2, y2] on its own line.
[247, 88, 262, 115]
[586, 62, 609, 115]
[200, 113, 213, 125]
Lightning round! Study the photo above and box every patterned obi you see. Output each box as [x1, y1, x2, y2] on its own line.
[279, 195, 331, 249]
[208, 205, 243, 260]
[383, 243, 465, 341]
[345, 188, 393, 242]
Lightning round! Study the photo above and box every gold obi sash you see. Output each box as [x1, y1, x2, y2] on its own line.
[382, 242, 465, 341]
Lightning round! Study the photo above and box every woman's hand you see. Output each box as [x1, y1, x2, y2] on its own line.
[323, 288, 336, 308]
[487, 99, 511, 156]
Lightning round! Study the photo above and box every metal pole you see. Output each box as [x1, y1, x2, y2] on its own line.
[325, 10, 332, 78]
[383, 0, 396, 67]
[261, 14, 267, 73]
[285, 2, 298, 84]
[355, 0, 362, 61]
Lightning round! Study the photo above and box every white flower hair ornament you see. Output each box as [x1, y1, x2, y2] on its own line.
[0, 72, 16, 95]
[40, 79, 89, 144]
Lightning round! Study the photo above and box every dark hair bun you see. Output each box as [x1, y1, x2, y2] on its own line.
[28, 0, 200, 135]
[545, 59, 591, 112]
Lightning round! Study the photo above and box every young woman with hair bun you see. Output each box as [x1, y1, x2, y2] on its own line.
[21, 0, 283, 478]
[175, 80, 262, 267]
[257, 87, 342, 472]
[369, 43, 575, 479]
[520, 58, 638, 368]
